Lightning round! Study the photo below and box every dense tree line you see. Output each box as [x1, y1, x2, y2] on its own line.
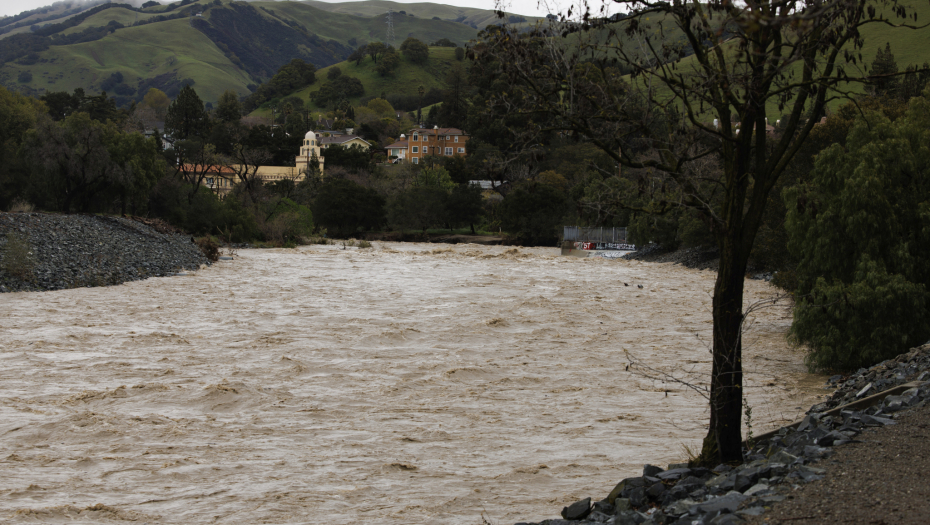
[243, 59, 317, 113]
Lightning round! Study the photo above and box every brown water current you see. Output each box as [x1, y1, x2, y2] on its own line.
[0, 243, 826, 524]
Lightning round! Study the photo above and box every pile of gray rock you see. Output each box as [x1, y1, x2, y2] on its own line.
[809, 344, 930, 413]
[514, 344, 930, 525]
[622, 245, 720, 271]
[0, 212, 210, 293]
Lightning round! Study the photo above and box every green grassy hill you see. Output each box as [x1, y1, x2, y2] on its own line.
[249, 46, 461, 118]
[596, 0, 930, 117]
[0, 0, 486, 105]
[263, 1, 478, 47]
[302, 0, 542, 29]
[0, 0, 103, 40]
[3, 16, 254, 104]
[58, 7, 160, 36]
[857, 1, 930, 73]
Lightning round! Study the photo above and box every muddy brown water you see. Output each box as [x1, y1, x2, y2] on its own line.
[0, 243, 825, 524]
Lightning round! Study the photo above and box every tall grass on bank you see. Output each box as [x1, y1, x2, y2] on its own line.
[1, 232, 36, 282]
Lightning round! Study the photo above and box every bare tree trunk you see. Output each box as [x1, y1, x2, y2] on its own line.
[704, 233, 748, 464]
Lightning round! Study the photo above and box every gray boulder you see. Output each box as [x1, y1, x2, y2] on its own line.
[561, 498, 592, 521]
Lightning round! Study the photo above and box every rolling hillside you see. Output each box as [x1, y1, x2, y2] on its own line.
[580, 0, 930, 116]
[0, 0, 107, 39]
[0, 0, 485, 104]
[249, 45, 462, 119]
[302, 0, 542, 28]
[261, 1, 478, 47]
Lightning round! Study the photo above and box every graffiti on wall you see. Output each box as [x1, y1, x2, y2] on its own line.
[574, 242, 636, 251]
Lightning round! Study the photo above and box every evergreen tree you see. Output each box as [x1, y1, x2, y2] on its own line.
[438, 64, 469, 129]
[215, 89, 241, 123]
[786, 100, 930, 371]
[869, 42, 899, 98]
[165, 85, 209, 140]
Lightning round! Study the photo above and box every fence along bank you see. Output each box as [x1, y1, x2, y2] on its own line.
[561, 226, 635, 257]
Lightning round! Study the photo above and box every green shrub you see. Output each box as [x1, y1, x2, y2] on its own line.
[263, 198, 314, 244]
[786, 103, 930, 371]
[195, 237, 220, 261]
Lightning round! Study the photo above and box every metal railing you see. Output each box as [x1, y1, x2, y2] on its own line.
[563, 226, 628, 244]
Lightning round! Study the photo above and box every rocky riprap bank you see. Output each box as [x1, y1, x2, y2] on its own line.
[622, 245, 721, 272]
[0, 212, 210, 293]
[516, 344, 930, 525]
[620, 245, 774, 282]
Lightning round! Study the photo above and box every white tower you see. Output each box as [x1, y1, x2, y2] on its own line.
[296, 130, 325, 175]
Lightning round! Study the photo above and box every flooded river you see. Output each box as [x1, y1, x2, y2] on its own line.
[0, 243, 824, 524]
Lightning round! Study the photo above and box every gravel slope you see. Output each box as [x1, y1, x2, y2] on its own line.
[0, 212, 210, 293]
[746, 403, 930, 524]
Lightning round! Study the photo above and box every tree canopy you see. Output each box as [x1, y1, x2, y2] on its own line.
[400, 37, 429, 64]
[787, 98, 930, 372]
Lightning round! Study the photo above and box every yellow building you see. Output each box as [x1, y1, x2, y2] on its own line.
[320, 134, 371, 151]
[204, 130, 326, 195]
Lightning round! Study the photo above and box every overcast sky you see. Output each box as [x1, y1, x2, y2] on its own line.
[0, 0, 598, 19]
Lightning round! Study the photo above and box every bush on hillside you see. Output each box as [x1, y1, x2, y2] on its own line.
[310, 75, 364, 108]
[400, 37, 429, 64]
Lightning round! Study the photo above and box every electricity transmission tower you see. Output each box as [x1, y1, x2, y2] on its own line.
[385, 9, 395, 48]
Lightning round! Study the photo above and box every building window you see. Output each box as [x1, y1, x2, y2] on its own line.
[412, 157, 419, 164]
[311, 140, 315, 145]
[457, 148, 465, 153]
[446, 135, 451, 140]
[454, 136, 459, 142]
[412, 146, 419, 153]
[413, 134, 419, 141]
[445, 147, 453, 155]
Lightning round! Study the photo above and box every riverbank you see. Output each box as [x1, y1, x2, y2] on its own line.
[513, 344, 930, 525]
[360, 230, 507, 245]
[0, 212, 210, 293]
